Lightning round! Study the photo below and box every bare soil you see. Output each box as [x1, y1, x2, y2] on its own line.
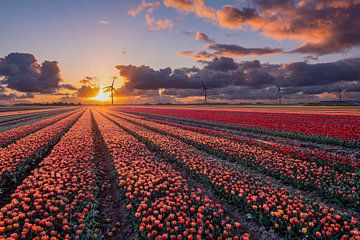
[91, 111, 138, 240]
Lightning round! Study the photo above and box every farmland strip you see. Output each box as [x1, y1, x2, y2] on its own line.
[115, 111, 359, 208]
[0, 111, 55, 126]
[103, 111, 359, 239]
[0, 108, 76, 133]
[125, 111, 359, 171]
[0, 109, 80, 147]
[0, 107, 62, 117]
[0, 109, 100, 239]
[0, 109, 84, 200]
[93, 110, 250, 240]
[121, 108, 360, 148]
[91, 110, 136, 240]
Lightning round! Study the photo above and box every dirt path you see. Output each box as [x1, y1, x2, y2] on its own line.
[91, 111, 137, 240]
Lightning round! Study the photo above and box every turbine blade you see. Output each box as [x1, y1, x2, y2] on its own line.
[113, 88, 120, 95]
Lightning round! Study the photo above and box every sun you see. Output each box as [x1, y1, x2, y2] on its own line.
[92, 87, 111, 102]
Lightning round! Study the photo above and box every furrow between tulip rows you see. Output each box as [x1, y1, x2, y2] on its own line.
[92, 110, 250, 240]
[0, 109, 84, 200]
[125, 112, 359, 172]
[0, 109, 80, 147]
[116, 112, 359, 209]
[90, 109, 137, 240]
[0, 109, 100, 240]
[103, 111, 359, 239]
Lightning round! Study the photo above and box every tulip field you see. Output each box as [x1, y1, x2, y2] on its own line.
[0, 106, 359, 240]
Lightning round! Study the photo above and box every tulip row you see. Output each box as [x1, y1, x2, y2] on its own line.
[116, 112, 359, 207]
[146, 116, 359, 171]
[0, 110, 84, 197]
[0, 109, 80, 147]
[104, 112, 359, 239]
[121, 107, 360, 146]
[93, 110, 249, 240]
[0, 111, 57, 127]
[0, 108, 62, 117]
[0, 109, 99, 240]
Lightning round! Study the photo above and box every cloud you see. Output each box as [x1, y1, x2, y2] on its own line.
[146, 13, 175, 31]
[76, 77, 99, 98]
[60, 84, 77, 91]
[128, 0, 161, 17]
[163, 0, 217, 21]
[79, 76, 97, 86]
[276, 58, 360, 87]
[217, 5, 258, 29]
[216, 1, 360, 54]
[0, 53, 63, 94]
[177, 50, 215, 60]
[77, 85, 99, 98]
[179, 31, 284, 59]
[0, 85, 34, 101]
[195, 31, 214, 43]
[207, 44, 283, 58]
[129, 0, 174, 31]
[115, 57, 360, 102]
[98, 20, 111, 25]
[144, 1, 359, 55]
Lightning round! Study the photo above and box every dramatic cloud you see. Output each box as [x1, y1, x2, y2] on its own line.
[149, 1, 360, 55]
[217, 1, 360, 54]
[116, 57, 360, 102]
[179, 31, 284, 59]
[0, 53, 63, 94]
[217, 5, 258, 29]
[276, 58, 360, 87]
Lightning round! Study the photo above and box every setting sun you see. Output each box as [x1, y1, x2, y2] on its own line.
[92, 87, 111, 102]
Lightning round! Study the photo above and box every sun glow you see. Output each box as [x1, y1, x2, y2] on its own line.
[92, 87, 111, 101]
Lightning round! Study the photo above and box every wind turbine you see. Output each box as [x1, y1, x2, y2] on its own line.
[275, 85, 282, 105]
[103, 76, 119, 105]
[337, 87, 343, 101]
[200, 80, 208, 104]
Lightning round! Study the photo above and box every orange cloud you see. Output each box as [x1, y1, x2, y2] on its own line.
[163, 0, 217, 21]
[129, 0, 174, 31]
[146, 13, 175, 31]
[163, 1, 360, 55]
[215, 1, 359, 54]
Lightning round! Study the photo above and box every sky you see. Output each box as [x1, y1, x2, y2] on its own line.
[0, 0, 359, 104]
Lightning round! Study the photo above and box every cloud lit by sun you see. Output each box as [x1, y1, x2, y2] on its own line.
[92, 86, 111, 102]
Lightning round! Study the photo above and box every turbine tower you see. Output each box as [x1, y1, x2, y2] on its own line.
[275, 85, 282, 105]
[103, 77, 119, 105]
[338, 87, 343, 101]
[201, 80, 208, 104]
